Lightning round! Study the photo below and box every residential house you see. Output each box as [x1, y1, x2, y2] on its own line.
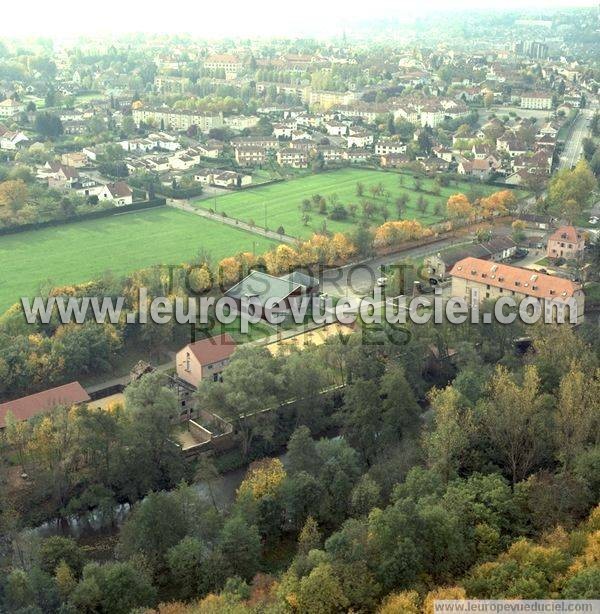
[231, 136, 279, 150]
[277, 148, 309, 168]
[213, 170, 252, 188]
[176, 333, 237, 386]
[324, 120, 348, 136]
[375, 137, 407, 156]
[457, 156, 500, 180]
[344, 149, 370, 164]
[546, 226, 585, 261]
[79, 181, 133, 206]
[380, 153, 410, 168]
[273, 122, 295, 139]
[60, 152, 88, 168]
[0, 127, 28, 150]
[347, 130, 374, 149]
[196, 140, 224, 158]
[317, 146, 344, 163]
[235, 146, 267, 166]
[0, 98, 24, 118]
[43, 163, 80, 189]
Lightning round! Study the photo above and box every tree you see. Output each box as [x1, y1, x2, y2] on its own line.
[465, 539, 568, 599]
[0, 179, 28, 213]
[3, 569, 35, 611]
[378, 591, 420, 614]
[424, 386, 472, 483]
[281, 352, 328, 430]
[342, 378, 384, 465]
[298, 516, 322, 555]
[480, 366, 549, 485]
[547, 160, 596, 222]
[446, 193, 474, 220]
[582, 137, 596, 161]
[555, 365, 600, 468]
[219, 515, 261, 581]
[480, 190, 516, 216]
[287, 426, 320, 476]
[350, 475, 381, 516]
[38, 536, 85, 577]
[297, 563, 349, 614]
[117, 490, 188, 573]
[166, 536, 206, 601]
[55, 560, 77, 599]
[73, 561, 156, 614]
[237, 458, 286, 501]
[34, 111, 63, 138]
[423, 587, 467, 614]
[511, 219, 526, 242]
[122, 372, 185, 495]
[197, 346, 283, 458]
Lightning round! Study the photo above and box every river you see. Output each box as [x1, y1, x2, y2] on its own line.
[30, 452, 288, 541]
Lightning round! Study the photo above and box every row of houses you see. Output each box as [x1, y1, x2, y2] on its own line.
[37, 162, 133, 205]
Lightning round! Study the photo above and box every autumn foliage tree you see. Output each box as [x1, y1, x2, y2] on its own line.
[446, 193, 474, 220]
[479, 190, 517, 216]
[373, 220, 431, 248]
[0, 179, 28, 214]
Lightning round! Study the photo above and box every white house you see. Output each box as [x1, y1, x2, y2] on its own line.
[0, 99, 24, 119]
[79, 181, 133, 206]
[324, 121, 348, 137]
[347, 130, 374, 148]
[0, 128, 28, 150]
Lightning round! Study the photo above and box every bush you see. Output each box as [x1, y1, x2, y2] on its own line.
[329, 204, 349, 221]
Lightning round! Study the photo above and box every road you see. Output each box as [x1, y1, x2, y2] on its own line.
[559, 103, 596, 171]
[167, 199, 298, 245]
[321, 236, 466, 298]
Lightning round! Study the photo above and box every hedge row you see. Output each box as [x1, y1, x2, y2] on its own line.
[0, 199, 167, 236]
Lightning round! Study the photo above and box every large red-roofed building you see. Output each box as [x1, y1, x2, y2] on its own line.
[0, 382, 90, 429]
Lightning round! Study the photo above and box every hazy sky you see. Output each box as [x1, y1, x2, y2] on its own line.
[0, 0, 595, 38]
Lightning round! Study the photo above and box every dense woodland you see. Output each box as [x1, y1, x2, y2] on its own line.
[1, 313, 599, 612]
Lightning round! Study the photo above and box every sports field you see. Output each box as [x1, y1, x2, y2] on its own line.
[192, 168, 520, 239]
[0, 207, 276, 314]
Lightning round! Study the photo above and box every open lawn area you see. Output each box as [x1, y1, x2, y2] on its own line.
[0, 207, 276, 314]
[192, 168, 525, 239]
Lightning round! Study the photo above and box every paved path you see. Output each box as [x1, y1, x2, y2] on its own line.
[167, 199, 298, 245]
[559, 105, 595, 171]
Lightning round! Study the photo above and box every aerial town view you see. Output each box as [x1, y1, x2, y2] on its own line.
[0, 1, 599, 612]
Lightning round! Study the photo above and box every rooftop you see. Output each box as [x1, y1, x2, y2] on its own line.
[0, 382, 90, 428]
[450, 257, 581, 300]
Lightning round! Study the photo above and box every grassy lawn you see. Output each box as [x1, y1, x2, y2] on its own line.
[198, 316, 277, 344]
[0, 207, 276, 314]
[192, 168, 521, 239]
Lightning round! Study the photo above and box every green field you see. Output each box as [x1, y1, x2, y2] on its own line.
[0, 208, 276, 313]
[193, 168, 520, 239]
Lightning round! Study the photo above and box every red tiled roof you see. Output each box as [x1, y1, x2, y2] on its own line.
[0, 382, 90, 428]
[450, 257, 581, 300]
[186, 333, 236, 366]
[548, 225, 583, 244]
[107, 181, 132, 198]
